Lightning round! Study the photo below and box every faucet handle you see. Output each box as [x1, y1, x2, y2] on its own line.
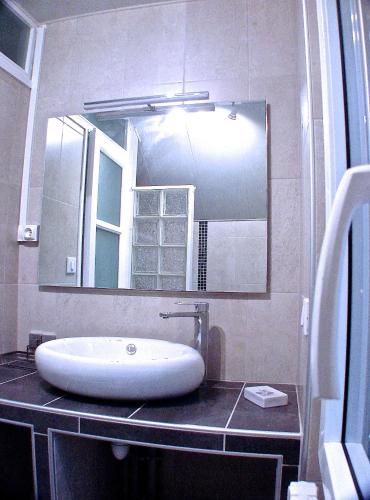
[175, 302, 209, 311]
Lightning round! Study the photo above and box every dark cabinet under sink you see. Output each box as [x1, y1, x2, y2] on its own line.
[51, 433, 279, 500]
[0, 421, 35, 499]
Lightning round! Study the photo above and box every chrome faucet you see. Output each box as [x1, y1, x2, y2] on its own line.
[160, 302, 209, 380]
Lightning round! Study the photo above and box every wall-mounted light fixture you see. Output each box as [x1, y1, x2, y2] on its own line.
[84, 91, 210, 114]
[95, 102, 215, 120]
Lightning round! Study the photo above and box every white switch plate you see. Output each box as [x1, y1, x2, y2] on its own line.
[300, 297, 310, 336]
[66, 256, 77, 274]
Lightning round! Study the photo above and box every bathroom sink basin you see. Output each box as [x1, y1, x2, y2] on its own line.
[35, 337, 205, 400]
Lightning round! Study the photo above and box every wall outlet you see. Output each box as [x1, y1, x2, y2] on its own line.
[18, 224, 39, 242]
[29, 331, 56, 349]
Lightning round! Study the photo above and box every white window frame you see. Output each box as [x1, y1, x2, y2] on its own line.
[0, 0, 39, 88]
[315, 1, 370, 498]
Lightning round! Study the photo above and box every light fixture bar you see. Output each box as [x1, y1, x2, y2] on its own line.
[95, 102, 215, 120]
[84, 91, 209, 112]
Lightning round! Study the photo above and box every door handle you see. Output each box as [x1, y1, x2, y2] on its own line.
[311, 165, 370, 399]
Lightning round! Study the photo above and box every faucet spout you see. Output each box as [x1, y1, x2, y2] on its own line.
[159, 302, 209, 381]
[159, 312, 200, 319]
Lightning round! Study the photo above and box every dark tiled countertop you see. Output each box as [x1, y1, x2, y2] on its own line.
[0, 352, 301, 465]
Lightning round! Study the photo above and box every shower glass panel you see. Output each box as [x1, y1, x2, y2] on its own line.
[95, 228, 119, 288]
[97, 152, 122, 226]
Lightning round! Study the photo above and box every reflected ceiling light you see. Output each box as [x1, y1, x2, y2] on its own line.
[84, 91, 210, 113]
[95, 102, 215, 121]
[228, 102, 237, 120]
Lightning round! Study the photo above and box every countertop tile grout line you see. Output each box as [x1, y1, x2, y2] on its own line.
[0, 360, 22, 367]
[295, 385, 303, 437]
[0, 371, 37, 385]
[224, 382, 246, 430]
[127, 403, 146, 419]
[43, 395, 65, 407]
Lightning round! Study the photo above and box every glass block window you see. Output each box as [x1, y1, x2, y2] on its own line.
[133, 247, 158, 273]
[131, 187, 193, 290]
[134, 219, 159, 246]
[160, 276, 186, 291]
[160, 247, 186, 274]
[133, 275, 157, 290]
[136, 190, 160, 216]
[164, 189, 188, 215]
[162, 218, 187, 246]
[0, 2, 31, 70]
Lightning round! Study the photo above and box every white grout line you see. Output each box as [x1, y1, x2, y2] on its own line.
[43, 396, 64, 407]
[295, 385, 303, 438]
[0, 371, 37, 385]
[0, 360, 18, 366]
[127, 403, 146, 419]
[0, 359, 34, 367]
[224, 382, 246, 430]
[222, 434, 226, 451]
[78, 417, 80, 433]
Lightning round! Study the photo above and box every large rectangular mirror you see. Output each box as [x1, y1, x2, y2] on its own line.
[39, 100, 268, 292]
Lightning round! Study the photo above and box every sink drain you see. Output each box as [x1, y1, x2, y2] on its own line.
[126, 343, 137, 355]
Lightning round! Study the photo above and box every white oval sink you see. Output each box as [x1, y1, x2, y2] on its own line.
[35, 337, 205, 400]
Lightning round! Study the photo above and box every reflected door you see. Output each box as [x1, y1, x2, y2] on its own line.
[83, 125, 138, 288]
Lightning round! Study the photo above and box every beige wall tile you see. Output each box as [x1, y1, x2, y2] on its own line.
[250, 75, 300, 179]
[39, 198, 80, 286]
[17, 285, 59, 349]
[307, 0, 323, 120]
[38, 19, 78, 103]
[248, 0, 298, 79]
[185, 78, 249, 102]
[0, 69, 29, 352]
[245, 293, 299, 383]
[270, 179, 301, 292]
[123, 4, 186, 88]
[0, 285, 18, 353]
[18, 245, 39, 285]
[185, 0, 248, 83]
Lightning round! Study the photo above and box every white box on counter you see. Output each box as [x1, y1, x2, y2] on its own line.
[244, 385, 288, 408]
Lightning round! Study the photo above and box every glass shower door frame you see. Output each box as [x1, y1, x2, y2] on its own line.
[314, 0, 370, 497]
[83, 126, 137, 288]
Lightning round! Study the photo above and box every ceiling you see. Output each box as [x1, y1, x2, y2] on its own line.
[13, 0, 171, 23]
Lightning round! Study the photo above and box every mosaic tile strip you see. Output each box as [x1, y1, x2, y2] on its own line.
[198, 221, 208, 291]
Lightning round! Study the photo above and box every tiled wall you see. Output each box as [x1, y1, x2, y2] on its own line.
[39, 117, 85, 286]
[0, 69, 29, 354]
[18, 0, 301, 383]
[206, 220, 267, 293]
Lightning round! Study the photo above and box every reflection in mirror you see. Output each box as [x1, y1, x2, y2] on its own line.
[39, 101, 268, 292]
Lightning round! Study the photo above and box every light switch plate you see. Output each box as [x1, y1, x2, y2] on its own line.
[66, 256, 77, 274]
